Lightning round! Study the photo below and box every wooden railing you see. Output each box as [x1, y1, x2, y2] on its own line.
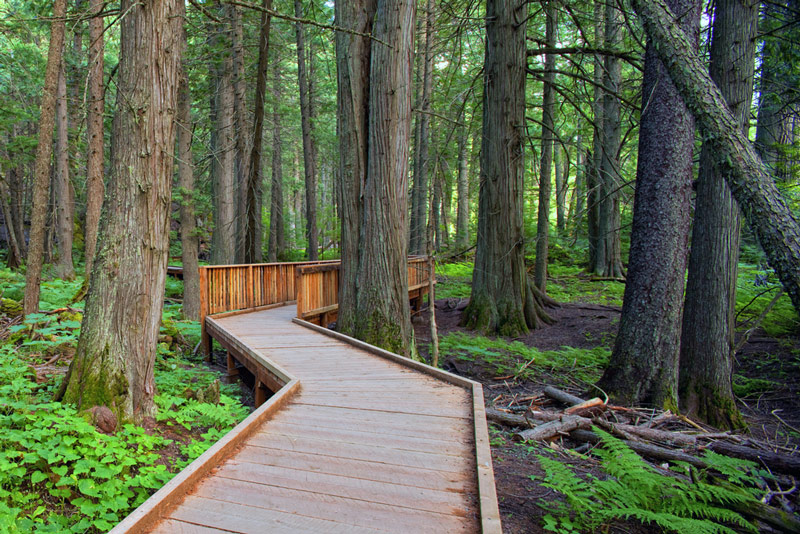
[296, 256, 433, 325]
[199, 261, 336, 354]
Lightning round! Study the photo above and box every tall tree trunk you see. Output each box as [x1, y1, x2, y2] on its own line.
[587, 0, 604, 272]
[231, 4, 248, 263]
[462, 0, 553, 336]
[534, 0, 556, 291]
[9, 160, 26, 261]
[244, 0, 272, 263]
[267, 50, 285, 262]
[409, 0, 434, 255]
[598, 0, 699, 409]
[177, 32, 200, 321]
[554, 142, 567, 234]
[628, 0, 800, 315]
[353, 0, 417, 357]
[54, 59, 75, 280]
[679, 0, 756, 429]
[210, 12, 236, 265]
[84, 0, 105, 279]
[455, 116, 470, 250]
[0, 178, 23, 269]
[295, 0, 318, 261]
[597, 1, 624, 278]
[59, 0, 182, 422]
[24, 0, 67, 315]
[336, 0, 376, 335]
[754, 0, 797, 183]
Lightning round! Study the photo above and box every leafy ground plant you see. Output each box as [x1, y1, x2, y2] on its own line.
[439, 331, 609, 384]
[0, 267, 249, 533]
[537, 428, 762, 534]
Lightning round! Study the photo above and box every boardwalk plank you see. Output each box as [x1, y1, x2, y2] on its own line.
[233, 444, 471, 491]
[169, 496, 387, 534]
[194, 477, 475, 533]
[215, 461, 473, 514]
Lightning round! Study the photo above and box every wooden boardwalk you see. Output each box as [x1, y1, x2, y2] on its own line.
[112, 305, 500, 533]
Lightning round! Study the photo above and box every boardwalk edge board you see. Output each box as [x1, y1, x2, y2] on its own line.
[293, 317, 503, 533]
[108, 378, 300, 533]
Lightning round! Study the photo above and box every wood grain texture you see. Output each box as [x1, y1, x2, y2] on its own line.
[117, 304, 498, 533]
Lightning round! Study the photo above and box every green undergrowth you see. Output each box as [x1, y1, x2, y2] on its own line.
[537, 428, 768, 534]
[546, 263, 625, 306]
[439, 331, 609, 385]
[0, 267, 248, 533]
[736, 264, 798, 337]
[435, 261, 473, 299]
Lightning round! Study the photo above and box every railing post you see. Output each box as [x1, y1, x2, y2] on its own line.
[199, 266, 211, 358]
[247, 265, 254, 309]
[295, 266, 303, 319]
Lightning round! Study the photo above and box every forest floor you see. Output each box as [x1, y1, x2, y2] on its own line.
[412, 296, 800, 534]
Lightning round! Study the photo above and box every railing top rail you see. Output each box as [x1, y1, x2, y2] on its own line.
[200, 260, 339, 270]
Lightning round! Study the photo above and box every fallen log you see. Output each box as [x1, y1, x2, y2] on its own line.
[565, 397, 605, 415]
[706, 441, 800, 477]
[486, 408, 528, 428]
[543, 386, 586, 406]
[570, 429, 708, 470]
[515, 415, 592, 442]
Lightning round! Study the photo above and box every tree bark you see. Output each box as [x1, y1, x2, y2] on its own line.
[84, 0, 105, 280]
[462, 0, 553, 336]
[267, 49, 285, 263]
[210, 9, 237, 265]
[455, 115, 470, 250]
[755, 0, 798, 183]
[534, 1, 556, 292]
[177, 32, 200, 321]
[243, 0, 272, 264]
[295, 0, 318, 261]
[409, 0, 434, 256]
[54, 58, 75, 280]
[596, 1, 624, 278]
[598, 0, 699, 409]
[353, 0, 417, 357]
[0, 177, 23, 269]
[629, 0, 800, 315]
[587, 0, 604, 272]
[231, 4, 248, 263]
[335, 0, 376, 335]
[24, 0, 67, 315]
[60, 0, 182, 422]
[554, 142, 567, 234]
[679, 0, 756, 429]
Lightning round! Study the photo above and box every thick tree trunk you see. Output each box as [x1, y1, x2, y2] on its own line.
[267, 51, 285, 263]
[210, 14, 236, 265]
[335, 0, 376, 335]
[353, 0, 417, 357]
[534, 1, 556, 292]
[462, 0, 553, 336]
[54, 59, 75, 280]
[24, 0, 67, 315]
[177, 38, 200, 321]
[295, 0, 318, 261]
[629, 0, 800, 315]
[84, 0, 105, 279]
[455, 116, 470, 250]
[243, 0, 272, 264]
[409, 0, 434, 256]
[679, 0, 756, 429]
[60, 0, 182, 422]
[598, 0, 699, 409]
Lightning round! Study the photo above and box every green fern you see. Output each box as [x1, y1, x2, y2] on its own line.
[536, 428, 760, 534]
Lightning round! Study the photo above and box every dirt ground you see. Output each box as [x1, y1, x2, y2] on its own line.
[412, 299, 800, 534]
